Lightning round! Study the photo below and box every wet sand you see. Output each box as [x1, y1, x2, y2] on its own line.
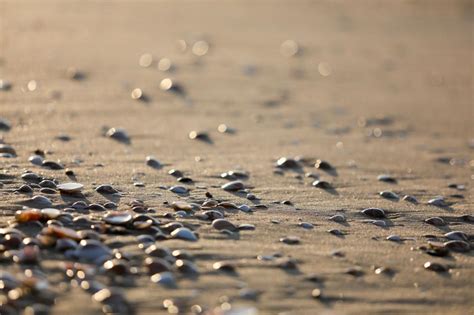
[0, 1, 473, 314]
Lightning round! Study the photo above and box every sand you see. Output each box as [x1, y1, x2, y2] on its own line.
[0, 0, 473, 314]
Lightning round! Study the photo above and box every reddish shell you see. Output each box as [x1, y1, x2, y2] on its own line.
[42, 226, 81, 241]
[15, 209, 42, 223]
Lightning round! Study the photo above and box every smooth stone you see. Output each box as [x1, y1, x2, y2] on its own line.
[276, 157, 300, 169]
[21, 172, 42, 182]
[95, 185, 119, 194]
[280, 236, 300, 245]
[41, 160, 64, 170]
[17, 185, 33, 193]
[146, 156, 161, 169]
[57, 182, 83, 194]
[424, 261, 448, 272]
[402, 195, 418, 203]
[428, 197, 447, 207]
[443, 240, 470, 252]
[30, 195, 53, 208]
[370, 220, 387, 227]
[213, 261, 236, 272]
[314, 159, 333, 170]
[424, 217, 446, 226]
[361, 208, 386, 218]
[238, 204, 252, 213]
[328, 229, 344, 236]
[379, 191, 399, 199]
[28, 155, 44, 166]
[104, 211, 133, 225]
[175, 259, 199, 274]
[212, 219, 237, 231]
[330, 214, 346, 223]
[238, 224, 256, 231]
[70, 239, 112, 262]
[386, 235, 402, 242]
[312, 180, 331, 189]
[299, 222, 314, 229]
[377, 174, 396, 183]
[444, 231, 468, 242]
[169, 186, 188, 194]
[171, 201, 193, 211]
[106, 127, 130, 143]
[151, 272, 175, 287]
[221, 180, 245, 191]
[170, 227, 198, 241]
[0, 144, 16, 156]
[168, 169, 183, 177]
[0, 118, 11, 131]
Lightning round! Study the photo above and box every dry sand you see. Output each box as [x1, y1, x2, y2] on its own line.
[0, 0, 473, 314]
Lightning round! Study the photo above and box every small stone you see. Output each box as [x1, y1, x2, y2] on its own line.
[188, 131, 209, 141]
[221, 180, 245, 191]
[379, 191, 399, 199]
[172, 201, 193, 211]
[131, 88, 144, 100]
[145, 156, 161, 169]
[311, 289, 322, 299]
[212, 219, 237, 231]
[151, 272, 175, 287]
[168, 169, 183, 177]
[17, 184, 33, 193]
[444, 231, 468, 242]
[369, 220, 387, 227]
[386, 235, 402, 242]
[329, 214, 346, 223]
[428, 197, 447, 207]
[0, 79, 12, 91]
[0, 144, 16, 156]
[39, 180, 57, 188]
[238, 204, 252, 213]
[169, 185, 188, 194]
[443, 240, 470, 252]
[213, 261, 236, 272]
[424, 217, 446, 226]
[424, 261, 448, 272]
[105, 127, 130, 144]
[298, 222, 314, 229]
[96, 184, 119, 194]
[170, 227, 198, 241]
[402, 195, 418, 203]
[57, 182, 83, 194]
[280, 236, 300, 245]
[377, 174, 396, 183]
[238, 223, 255, 231]
[276, 157, 300, 169]
[312, 180, 332, 189]
[29, 195, 53, 208]
[104, 211, 133, 225]
[361, 208, 386, 218]
[21, 172, 42, 182]
[41, 160, 64, 170]
[314, 160, 333, 170]
[460, 215, 474, 223]
[246, 193, 257, 200]
[328, 229, 344, 236]
[0, 118, 11, 131]
[28, 155, 44, 166]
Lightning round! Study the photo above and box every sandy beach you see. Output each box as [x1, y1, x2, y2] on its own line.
[0, 1, 473, 314]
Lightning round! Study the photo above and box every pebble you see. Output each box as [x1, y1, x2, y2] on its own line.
[17, 184, 33, 193]
[238, 204, 252, 213]
[131, 88, 144, 100]
[361, 208, 386, 218]
[172, 201, 193, 211]
[402, 195, 418, 203]
[188, 130, 209, 141]
[0, 144, 16, 156]
[104, 211, 133, 225]
[377, 174, 397, 183]
[311, 288, 322, 299]
[96, 184, 119, 194]
[41, 160, 64, 170]
[444, 231, 468, 242]
[276, 157, 300, 169]
[151, 272, 175, 287]
[328, 229, 344, 236]
[312, 180, 332, 189]
[238, 223, 256, 231]
[314, 159, 333, 170]
[170, 227, 198, 241]
[29, 195, 53, 208]
[298, 222, 314, 229]
[0, 79, 12, 91]
[28, 155, 44, 166]
[106, 127, 130, 143]
[213, 261, 236, 272]
[379, 191, 399, 199]
[39, 180, 57, 188]
[369, 220, 387, 227]
[221, 180, 245, 191]
[246, 193, 257, 200]
[423, 261, 448, 272]
[168, 169, 183, 177]
[330, 214, 346, 223]
[212, 219, 238, 231]
[57, 182, 83, 194]
[424, 217, 446, 226]
[69, 239, 112, 263]
[444, 240, 470, 252]
[0, 118, 11, 131]
[145, 156, 161, 169]
[428, 197, 447, 207]
[280, 236, 300, 245]
[169, 185, 188, 194]
[21, 172, 42, 182]
[386, 235, 402, 242]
